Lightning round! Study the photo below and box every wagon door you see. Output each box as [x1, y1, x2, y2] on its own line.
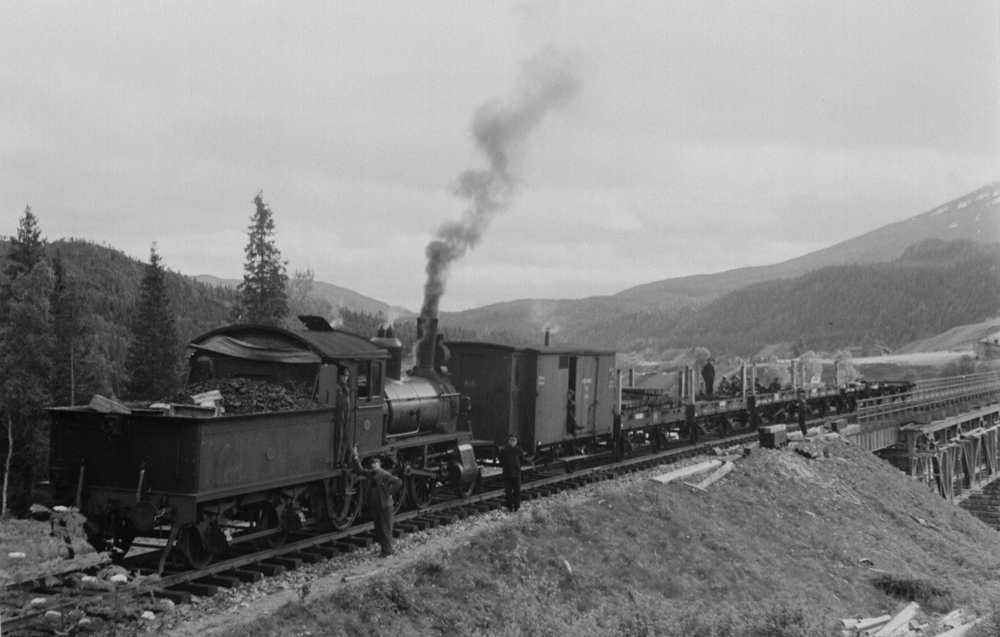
[577, 356, 600, 436]
[353, 360, 384, 453]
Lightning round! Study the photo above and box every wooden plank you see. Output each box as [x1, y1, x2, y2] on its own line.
[871, 601, 918, 636]
[934, 623, 979, 637]
[650, 460, 723, 485]
[840, 615, 890, 630]
[694, 461, 735, 490]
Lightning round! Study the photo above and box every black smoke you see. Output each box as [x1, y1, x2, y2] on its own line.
[420, 50, 582, 320]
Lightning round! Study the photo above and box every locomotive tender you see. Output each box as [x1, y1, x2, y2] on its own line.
[38, 316, 478, 569]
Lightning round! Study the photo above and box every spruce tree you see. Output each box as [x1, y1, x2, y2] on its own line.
[5, 205, 45, 280]
[237, 192, 288, 326]
[1, 206, 53, 514]
[125, 244, 179, 400]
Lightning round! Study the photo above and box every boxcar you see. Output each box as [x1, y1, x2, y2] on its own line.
[447, 342, 617, 457]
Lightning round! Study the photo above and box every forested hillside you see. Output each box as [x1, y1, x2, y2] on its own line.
[52, 239, 238, 354]
[581, 240, 1000, 357]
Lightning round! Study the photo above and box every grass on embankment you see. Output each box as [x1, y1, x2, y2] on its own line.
[221, 439, 1000, 637]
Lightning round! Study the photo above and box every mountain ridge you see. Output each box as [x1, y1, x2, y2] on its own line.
[439, 181, 1000, 341]
[194, 274, 414, 320]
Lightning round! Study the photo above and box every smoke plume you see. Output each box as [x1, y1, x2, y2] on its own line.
[420, 50, 582, 320]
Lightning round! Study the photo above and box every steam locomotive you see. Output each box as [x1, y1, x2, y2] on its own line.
[37, 316, 478, 569]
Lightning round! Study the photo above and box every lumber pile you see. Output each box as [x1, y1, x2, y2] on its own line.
[840, 604, 982, 637]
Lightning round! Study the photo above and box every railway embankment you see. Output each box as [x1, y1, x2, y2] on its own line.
[146, 436, 1000, 637]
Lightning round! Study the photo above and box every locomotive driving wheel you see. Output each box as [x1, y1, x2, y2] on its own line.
[408, 475, 438, 510]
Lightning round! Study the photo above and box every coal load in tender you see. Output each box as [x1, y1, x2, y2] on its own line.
[173, 378, 320, 415]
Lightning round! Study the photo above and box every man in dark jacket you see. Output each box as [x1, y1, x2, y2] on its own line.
[498, 435, 526, 512]
[702, 359, 716, 396]
[335, 368, 351, 466]
[797, 390, 810, 437]
[351, 446, 403, 557]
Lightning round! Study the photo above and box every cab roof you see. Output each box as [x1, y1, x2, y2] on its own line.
[190, 324, 389, 363]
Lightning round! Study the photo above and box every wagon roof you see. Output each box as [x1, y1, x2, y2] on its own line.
[446, 340, 616, 356]
[190, 324, 389, 362]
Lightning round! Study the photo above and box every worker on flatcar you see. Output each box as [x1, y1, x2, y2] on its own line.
[717, 376, 731, 396]
[499, 435, 527, 512]
[701, 359, 715, 396]
[351, 446, 403, 557]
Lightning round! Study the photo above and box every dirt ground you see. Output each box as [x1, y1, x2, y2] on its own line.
[9, 435, 1000, 636]
[147, 438, 1000, 637]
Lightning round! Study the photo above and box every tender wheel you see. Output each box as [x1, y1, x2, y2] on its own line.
[252, 502, 287, 548]
[177, 525, 215, 570]
[408, 475, 438, 510]
[613, 436, 626, 462]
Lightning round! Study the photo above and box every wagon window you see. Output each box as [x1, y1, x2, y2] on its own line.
[559, 356, 569, 369]
[357, 361, 371, 399]
[370, 362, 383, 397]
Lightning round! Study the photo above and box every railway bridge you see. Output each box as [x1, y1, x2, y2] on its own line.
[839, 372, 1000, 527]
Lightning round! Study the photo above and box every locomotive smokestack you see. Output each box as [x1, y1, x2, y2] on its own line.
[417, 318, 439, 370]
[544, 328, 550, 347]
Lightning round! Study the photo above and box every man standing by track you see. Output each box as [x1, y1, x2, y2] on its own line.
[351, 446, 403, 557]
[797, 389, 810, 437]
[499, 435, 526, 512]
[335, 367, 352, 466]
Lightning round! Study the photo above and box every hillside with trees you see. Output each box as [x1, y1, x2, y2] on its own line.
[443, 182, 1000, 342]
[566, 239, 1000, 357]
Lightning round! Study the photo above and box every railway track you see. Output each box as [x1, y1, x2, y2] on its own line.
[9, 370, 997, 633]
[1, 430, 758, 634]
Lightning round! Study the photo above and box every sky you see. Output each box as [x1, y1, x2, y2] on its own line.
[2, 1, 998, 313]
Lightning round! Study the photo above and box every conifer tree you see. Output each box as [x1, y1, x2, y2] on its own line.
[1, 206, 53, 515]
[237, 192, 288, 326]
[5, 205, 45, 280]
[125, 244, 179, 400]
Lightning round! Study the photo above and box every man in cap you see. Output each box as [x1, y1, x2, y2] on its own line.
[351, 446, 403, 557]
[335, 367, 351, 465]
[498, 435, 527, 512]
